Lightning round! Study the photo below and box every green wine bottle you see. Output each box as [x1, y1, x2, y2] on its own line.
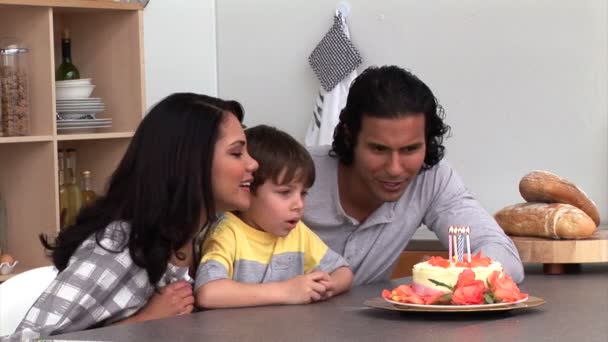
[55, 29, 80, 81]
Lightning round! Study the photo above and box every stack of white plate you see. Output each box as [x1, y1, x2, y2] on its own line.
[56, 97, 105, 120]
[57, 118, 112, 132]
[55, 78, 112, 132]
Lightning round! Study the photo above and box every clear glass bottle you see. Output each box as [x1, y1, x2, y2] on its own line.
[81, 170, 97, 208]
[55, 29, 80, 81]
[0, 37, 30, 136]
[64, 148, 82, 228]
[58, 150, 69, 230]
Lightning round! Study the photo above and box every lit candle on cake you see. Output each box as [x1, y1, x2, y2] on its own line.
[466, 226, 472, 263]
[450, 227, 458, 263]
[448, 226, 454, 263]
[457, 227, 465, 262]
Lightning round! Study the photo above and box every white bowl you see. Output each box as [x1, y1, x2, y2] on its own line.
[56, 84, 95, 100]
[56, 78, 92, 86]
[0, 260, 18, 275]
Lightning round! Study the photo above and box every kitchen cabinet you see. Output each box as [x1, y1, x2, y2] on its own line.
[0, 0, 145, 278]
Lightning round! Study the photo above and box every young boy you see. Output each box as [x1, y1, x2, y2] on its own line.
[195, 125, 353, 308]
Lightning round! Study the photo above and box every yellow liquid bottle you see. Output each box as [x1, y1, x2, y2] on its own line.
[58, 150, 69, 230]
[81, 170, 96, 208]
[64, 148, 82, 228]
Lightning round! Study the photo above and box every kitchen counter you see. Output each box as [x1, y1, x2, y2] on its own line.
[52, 264, 608, 342]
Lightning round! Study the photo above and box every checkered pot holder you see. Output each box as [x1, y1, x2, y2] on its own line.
[308, 14, 362, 92]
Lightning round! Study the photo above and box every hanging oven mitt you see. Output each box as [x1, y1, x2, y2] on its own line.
[308, 14, 362, 92]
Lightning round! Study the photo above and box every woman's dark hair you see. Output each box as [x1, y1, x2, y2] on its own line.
[331, 65, 451, 169]
[40, 93, 244, 286]
[245, 125, 315, 193]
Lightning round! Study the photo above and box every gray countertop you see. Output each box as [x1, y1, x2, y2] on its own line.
[52, 264, 608, 342]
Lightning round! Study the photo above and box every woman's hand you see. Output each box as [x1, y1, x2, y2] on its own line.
[137, 281, 195, 321]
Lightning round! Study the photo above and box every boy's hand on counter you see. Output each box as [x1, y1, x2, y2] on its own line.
[281, 271, 329, 304]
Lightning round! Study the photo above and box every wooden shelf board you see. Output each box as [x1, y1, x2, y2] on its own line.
[56, 131, 134, 141]
[0, 135, 54, 144]
[512, 230, 608, 264]
[0, 0, 142, 10]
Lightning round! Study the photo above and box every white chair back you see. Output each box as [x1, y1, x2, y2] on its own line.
[0, 266, 58, 337]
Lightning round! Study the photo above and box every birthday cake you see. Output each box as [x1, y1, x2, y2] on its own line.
[383, 226, 526, 305]
[413, 226, 501, 295]
[412, 253, 503, 296]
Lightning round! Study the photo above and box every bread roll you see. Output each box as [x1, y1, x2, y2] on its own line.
[519, 170, 600, 226]
[495, 203, 596, 239]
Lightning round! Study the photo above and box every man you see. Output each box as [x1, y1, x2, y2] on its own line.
[303, 65, 524, 285]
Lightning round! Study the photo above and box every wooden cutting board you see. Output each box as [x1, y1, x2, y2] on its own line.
[510, 229, 608, 274]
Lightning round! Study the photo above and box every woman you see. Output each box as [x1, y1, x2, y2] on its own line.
[6, 93, 258, 339]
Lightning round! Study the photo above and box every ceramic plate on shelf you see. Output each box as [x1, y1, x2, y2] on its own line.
[57, 100, 103, 103]
[57, 110, 105, 115]
[57, 109, 105, 112]
[57, 103, 103, 107]
[57, 114, 97, 120]
[57, 102, 103, 106]
[57, 124, 111, 127]
[57, 109, 104, 113]
[57, 125, 112, 132]
[57, 118, 112, 129]
[57, 124, 112, 129]
[56, 103, 103, 107]
[56, 99, 103, 103]
[57, 118, 111, 123]
[56, 97, 103, 102]
[57, 103, 104, 106]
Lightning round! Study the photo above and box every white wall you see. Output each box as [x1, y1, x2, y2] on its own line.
[216, 0, 608, 222]
[143, 0, 217, 109]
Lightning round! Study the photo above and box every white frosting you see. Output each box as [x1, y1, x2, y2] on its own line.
[412, 261, 503, 293]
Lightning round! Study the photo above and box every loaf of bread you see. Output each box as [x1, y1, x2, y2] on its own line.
[519, 170, 600, 226]
[495, 203, 596, 239]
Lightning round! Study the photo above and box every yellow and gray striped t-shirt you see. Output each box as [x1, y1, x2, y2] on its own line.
[195, 212, 348, 289]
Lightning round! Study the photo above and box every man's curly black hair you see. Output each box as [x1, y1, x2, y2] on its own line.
[330, 65, 451, 170]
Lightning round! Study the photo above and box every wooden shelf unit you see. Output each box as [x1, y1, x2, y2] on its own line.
[0, 0, 145, 276]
